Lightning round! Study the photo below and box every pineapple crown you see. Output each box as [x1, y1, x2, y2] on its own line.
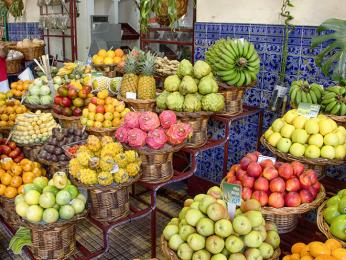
[139, 52, 157, 76]
[124, 53, 139, 74]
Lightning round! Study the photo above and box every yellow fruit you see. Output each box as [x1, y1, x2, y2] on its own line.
[282, 256, 291, 260]
[112, 118, 121, 127]
[113, 168, 129, 184]
[114, 48, 124, 57]
[126, 162, 140, 177]
[309, 241, 330, 257]
[300, 256, 313, 260]
[116, 102, 125, 112]
[94, 121, 103, 128]
[300, 245, 310, 256]
[97, 90, 109, 99]
[93, 56, 104, 65]
[103, 120, 112, 128]
[315, 256, 337, 260]
[292, 243, 306, 254]
[99, 156, 115, 172]
[332, 248, 346, 260]
[104, 57, 114, 65]
[325, 239, 342, 251]
[106, 50, 115, 58]
[95, 113, 105, 122]
[98, 49, 107, 57]
[113, 56, 122, 64]
[290, 253, 300, 260]
[97, 171, 113, 186]
[113, 111, 121, 118]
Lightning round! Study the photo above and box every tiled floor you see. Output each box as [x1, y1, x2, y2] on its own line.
[0, 184, 187, 260]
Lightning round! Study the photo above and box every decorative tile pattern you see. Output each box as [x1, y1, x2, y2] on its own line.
[7, 22, 43, 41]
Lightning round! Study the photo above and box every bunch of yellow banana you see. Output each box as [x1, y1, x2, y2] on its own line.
[57, 62, 78, 76]
[289, 80, 324, 107]
[321, 86, 346, 115]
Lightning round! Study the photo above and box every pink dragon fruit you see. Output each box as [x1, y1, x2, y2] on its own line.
[138, 111, 160, 132]
[115, 126, 130, 143]
[124, 111, 141, 129]
[127, 128, 147, 148]
[146, 128, 168, 149]
[159, 110, 177, 129]
[166, 123, 193, 145]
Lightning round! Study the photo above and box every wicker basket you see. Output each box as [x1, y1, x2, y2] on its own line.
[317, 200, 346, 247]
[118, 95, 156, 112]
[92, 64, 118, 78]
[325, 114, 346, 127]
[86, 126, 118, 137]
[261, 185, 326, 234]
[52, 112, 81, 129]
[6, 57, 23, 74]
[0, 196, 21, 226]
[23, 102, 53, 113]
[155, 0, 188, 26]
[36, 157, 67, 178]
[0, 126, 12, 135]
[161, 235, 280, 260]
[9, 45, 45, 61]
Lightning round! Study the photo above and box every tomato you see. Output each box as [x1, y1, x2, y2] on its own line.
[1, 173, 12, 185]
[0, 138, 6, 144]
[4, 186, 17, 199]
[10, 176, 22, 188]
[0, 184, 6, 195]
[17, 185, 24, 194]
[22, 172, 34, 184]
[22, 161, 33, 172]
[10, 164, 22, 176]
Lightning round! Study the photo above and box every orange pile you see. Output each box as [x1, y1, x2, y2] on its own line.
[10, 80, 32, 97]
[92, 48, 126, 65]
[283, 239, 346, 260]
[0, 158, 46, 199]
[0, 100, 28, 127]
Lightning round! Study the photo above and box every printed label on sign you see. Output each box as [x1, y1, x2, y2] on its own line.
[126, 92, 137, 99]
[110, 164, 119, 174]
[275, 85, 288, 97]
[257, 155, 276, 164]
[222, 182, 242, 220]
[298, 103, 320, 118]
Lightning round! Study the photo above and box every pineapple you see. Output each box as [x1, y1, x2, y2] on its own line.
[120, 54, 139, 97]
[137, 52, 157, 100]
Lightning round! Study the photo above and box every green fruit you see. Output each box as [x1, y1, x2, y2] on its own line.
[327, 196, 341, 207]
[64, 185, 79, 199]
[323, 205, 340, 225]
[338, 196, 346, 214]
[330, 215, 346, 241]
[337, 189, 346, 198]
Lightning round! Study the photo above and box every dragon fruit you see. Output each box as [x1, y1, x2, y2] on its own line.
[115, 126, 130, 143]
[146, 128, 168, 149]
[124, 111, 141, 128]
[138, 111, 160, 132]
[159, 110, 177, 129]
[166, 123, 193, 145]
[127, 128, 147, 148]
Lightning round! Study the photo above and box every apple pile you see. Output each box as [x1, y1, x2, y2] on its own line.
[53, 84, 93, 117]
[162, 187, 280, 260]
[0, 139, 24, 162]
[264, 109, 346, 160]
[323, 189, 346, 241]
[226, 152, 321, 208]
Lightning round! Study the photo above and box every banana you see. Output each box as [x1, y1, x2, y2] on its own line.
[235, 71, 246, 87]
[301, 92, 307, 103]
[321, 97, 337, 105]
[326, 86, 341, 94]
[226, 72, 241, 86]
[340, 103, 346, 116]
[236, 40, 244, 57]
[290, 87, 298, 102]
[309, 90, 318, 104]
[245, 43, 255, 60]
[339, 87, 346, 95]
[325, 101, 337, 112]
[244, 71, 252, 86]
[330, 103, 341, 115]
[306, 92, 312, 103]
[295, 91, 302, 105]
[322, 92, 337, 100]
[311, 85, 322, 100]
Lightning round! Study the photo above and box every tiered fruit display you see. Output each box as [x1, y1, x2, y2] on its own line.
[156, 60, 225, 112]
[69, 135, 141, 185]
[12, 111, 59, 144]
[25, 77, 53, 105]
[0, 99, 28, 127]
[0, 158, 46, 198]
[283, 239, 345, 260]
[53, 84, 93, 117]
[322, 189, 346, 241]
[92, 48, 125, 66]
[163, 187, 280, 260]
[38, 128, 88, 163]
[264, 109, 346, 159]
[289, 80, 324, 107]
[321, 86, 346, 116]
[226, 151, 322, 208]
[10, 80, 32, 98]
[115, 110, 192, 149]
[0, 139, 24, 162]
[206, 38, 260, 87]
[80, 90, 129, 128]
[15, 172, 87, 224]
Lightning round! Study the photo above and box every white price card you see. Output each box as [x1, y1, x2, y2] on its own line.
[297, 103, 320, 118]
[257, 155, 276, 164]
[126, 92, 137, 99]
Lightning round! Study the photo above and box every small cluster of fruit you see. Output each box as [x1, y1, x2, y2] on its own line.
[80, 90, 129, 129]
[92, 48, 125, 66]
[226, 151, 321, 208]
[0, 158, 45, 199]
[323, 188, 346, 241]
[0, 91, 13, 106]
[15, 172, 87, 224]
[10, 80, 32, 98]
[0, 99, 28, 127]
[0, 139, 24, 162]
[264, 109, 346, 160]
[69, 135, 141, 185]
[282, 239, 346, 260]
[163, 186, 280, 260]
[115, 110, 192, 149]
[53, 84, 93, 117]
[25, 77, 53, 106]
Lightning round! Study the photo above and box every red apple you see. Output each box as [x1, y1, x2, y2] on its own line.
[278, 163, 294, 180]
[285, 192, 301, 207]
[262, 166, 279, 181]
[236, 168, 247, 181]
[73, 107, 82, 116]
[260, 159, 274, 168]
[245, 152, 258, 162]
[242, 175, 255, 188]
[247, 162, 262, 178]
[286, 177, 301, 192]
[78, 88, 89, 99]
[91, 97, 98, 105]
[96, 105, 105, 114]
[240, 156, 252, 170]
[268, 192, 285, 208]
[68, 88, 78, 99]
[274, 161, 283, 169]
[251, 191, 268, 206]
[299, 169, 318, 187]
[242, 187, 252, 200]
[254, 177, 269, 191]
[61, 97, 72, 107]
[54, 96, 63, 105]
[308, 187, 318, 198]
[269, 177, 286, 193]
[227, 175, 236, 184]
[253, 151, 261, 158]
[291, 161, 305, 176]
[299, 189, 314, 203]
[312, 181, 321, 192]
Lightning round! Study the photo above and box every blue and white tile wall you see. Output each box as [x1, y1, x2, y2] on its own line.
[194, 22, 346, 183]
[7, 22, 43, 41]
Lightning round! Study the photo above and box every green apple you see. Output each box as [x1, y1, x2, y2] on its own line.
[259, 242, 274, 259]
[280, 124, 295, 138]
[244, 230, 263, 248]
[292, 115, 307, 129]
[337, 189, 346, 198]
[187, 233, 206, 251]
[308, 134, 324, 147]
[265, 230, 280, 249]
[320, 145, 336, 159]
[177, 243, 193, 260]
[319, 118, 337, 136]
[327, 196, 341, 207]
[304, 144, 321, 159]
[276, 138, 292, 153]
[163, 225, 179, 240]
[169, 234, 184, 251]
[323, 205, 340, 225]
[272, 118, 285, 132]
[305, 118, 319, 134]
[283, 109, 298, 124]
[179, 225, 196, 241]
[335, 145, 346, 159]
[233, 215, 252, 235]
[211, 254, 227, 260]
[289, 143, 305, 157]
[196, 218, 214, 237]
[338, 196, 346, 214]
[324, 132, 339, 146]
[268, 132, 282, 147]
[192, 249, 211, 260]
[292, 129, 309, 144]
[225, 235, 244, 253]
[264, 128, 274, 139]
[330, 215, 346, 241]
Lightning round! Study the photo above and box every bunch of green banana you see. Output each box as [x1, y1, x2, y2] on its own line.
[9, 227, 32, 255]
[321, 86, 346, 115]
[289, 80, 324, 107]
[205, 38, 260, 87]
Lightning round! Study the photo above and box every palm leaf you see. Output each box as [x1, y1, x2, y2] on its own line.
[311, 18, 346, 82]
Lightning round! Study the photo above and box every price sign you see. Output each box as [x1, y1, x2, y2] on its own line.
[222, 182, 242, 220]
[274, 85, 288, 97]
[298, 103, 320, 118]
[257, 155, 276, 164]
[91, 71, 103, 77]
[126, 92, 137, 99]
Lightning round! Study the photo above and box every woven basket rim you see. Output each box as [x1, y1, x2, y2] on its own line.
[62, 140, 86, 159]
[218, 80, 257, 90]
[6, 56, 23, 62]
[325, 114, 346, 123]
[86, 126, 118, 133]
[317, 200, 346, 247]
[260, 136, 345, 166]
[92, 63, 118, 69]
[123, 142, 185, 155]
[0, 195, 15, 203]
[156, 108, 214, 118]
[23, 102, 53, 110]
[117, 94, 156, 104]
[0, 126, 12, 131]
[52, 111, 81, 121]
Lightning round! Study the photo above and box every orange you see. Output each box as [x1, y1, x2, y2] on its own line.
[301, 244, 311, 256]
[290, 253, 300, 260]
[0, 168, 5, 178]
[22, 172, 34, 184]
[17, 185, 24, 194]
[282, 256, 291, 260]
[0, 184, 6, 195]
[332, 248, 346, 260]
[32, 167, 41, 177]
[1, 172, 12, 185]
[97, 49, 107, 57]
[10, 164, 22, 176]
[22, 161, 33, 172]
[114, 48, 124, 57]
[32, 162, 41, 169]
[10, 176, 22, 188]
[4, 186, 17, 198]
[113, 56, 122, 64]
[325, 239, 342, 251]
[315, 256, 337, 260]
[301, 256, 313, 260]
[309, 241, 331, 257]
[1, 158, 13, 171]
[292, 242, 306, 254]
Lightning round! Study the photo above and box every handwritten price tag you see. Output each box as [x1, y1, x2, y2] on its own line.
[298, 103, 320, 118]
